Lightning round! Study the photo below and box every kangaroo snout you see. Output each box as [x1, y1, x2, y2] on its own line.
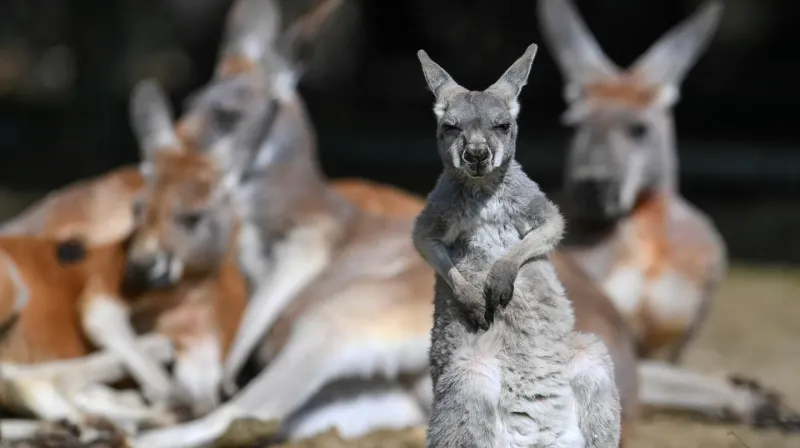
[463, 144, 491, 165]
[567, 179, 625, 222]
[124, 251, 183, 290]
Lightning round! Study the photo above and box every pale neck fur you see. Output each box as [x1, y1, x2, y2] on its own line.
[656, 110, 680, 196]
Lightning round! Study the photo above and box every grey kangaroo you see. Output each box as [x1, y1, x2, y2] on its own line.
[413, 44, 621, 448]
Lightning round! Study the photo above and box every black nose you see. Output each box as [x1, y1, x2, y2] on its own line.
[122, 259, 173, 292]
[464, 146, 491, 164]
[122, 262, 153, 293]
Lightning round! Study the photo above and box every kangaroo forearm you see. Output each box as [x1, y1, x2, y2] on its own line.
[414, 236, 470, 292]
[506, 207, 565, 269]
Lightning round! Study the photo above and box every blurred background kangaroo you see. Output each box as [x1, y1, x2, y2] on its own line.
[0, 0, 798, 447]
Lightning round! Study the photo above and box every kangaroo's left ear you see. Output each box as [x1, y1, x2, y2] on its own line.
[485, 43, 538, 118]
[214, 0, 282, 79]
[629, 1, 724, 90]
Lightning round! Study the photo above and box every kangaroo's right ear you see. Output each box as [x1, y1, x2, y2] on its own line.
[130, 79, 179, 162]
[274, 0, 345, 75]
[417, 50, 467, 118]
[537, 0, 620, 96]
[486, 44, 538, 118]
[629, 0, 723, 90]
[215, 0, 282, 79]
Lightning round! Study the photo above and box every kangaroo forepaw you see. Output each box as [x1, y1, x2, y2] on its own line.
[750, 393, 800, 433]
[725, 374, 800, 433]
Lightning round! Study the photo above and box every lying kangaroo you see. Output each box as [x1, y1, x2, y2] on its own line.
[0, 237, 175, 427]
[415, 45, 620, 447]
[539, 0, 726, 365]
[536, 0, 800, 428]
[0, 79, 260, 430]
[124, 78, 259, 417]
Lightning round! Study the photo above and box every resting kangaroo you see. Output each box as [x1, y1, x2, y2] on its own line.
[0, 79, 260, 432]
[415, 44, 619, 448]
[538, 0, 800, 429]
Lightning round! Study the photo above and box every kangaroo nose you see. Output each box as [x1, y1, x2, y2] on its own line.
[464, 145, 491, 164]
[123, 252, 177, 290]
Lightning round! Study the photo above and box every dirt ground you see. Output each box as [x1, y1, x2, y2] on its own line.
[628, 264, 800, 448]
[262, 264, 800, 448]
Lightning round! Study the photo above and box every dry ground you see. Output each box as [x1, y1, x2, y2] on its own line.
[628, 264, 800, 448]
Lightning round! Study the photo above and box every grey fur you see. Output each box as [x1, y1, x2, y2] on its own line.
[413, 45, 621, 447]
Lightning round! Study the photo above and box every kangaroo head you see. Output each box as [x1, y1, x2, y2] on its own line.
[125, 79, 275, 289]
[417, 44, 538, 181]
[177, 0, 343, 172]
[538, 0, 723, 221]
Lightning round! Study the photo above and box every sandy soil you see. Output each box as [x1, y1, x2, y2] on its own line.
[627, 264, 800, 448]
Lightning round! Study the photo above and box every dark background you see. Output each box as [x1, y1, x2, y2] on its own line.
[0, 0, 798, 263]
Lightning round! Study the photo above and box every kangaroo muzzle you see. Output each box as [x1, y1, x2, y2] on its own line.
[462, 143, 492, 177]
[123, 251, 184, 290]
[566, 178, 625, 222]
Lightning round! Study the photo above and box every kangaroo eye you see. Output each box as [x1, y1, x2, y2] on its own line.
[132, 201, 145, 219]
[214, 108, 243, 133]
[493, 123, 511, 133]
[626, 122, 649, 140]
[441, 123, 461, 134]
[177, 213, 203, 230]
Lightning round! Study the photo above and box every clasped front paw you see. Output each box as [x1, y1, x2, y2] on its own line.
[483, 260, 517, 324]
[455, 284, 490, 331]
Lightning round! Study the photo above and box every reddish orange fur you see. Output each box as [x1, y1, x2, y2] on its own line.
[609, 192, 717, 359]
[331, 178, 426, 218]
[583, 75, 660, 109]
[0, 150, 248, 375]
[0, 167, 143, 246]
[215, 55, 257, 79]
[0, 239, 125, 363]
[129, 149, 249, 360]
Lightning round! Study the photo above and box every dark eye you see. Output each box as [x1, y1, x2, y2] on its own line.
[132, 201, 144, 219]
[626, 122, 648, 140]
[214, 108, 243, 133]
[493, 123, 511, 133]
[441, 123, 461, 134]
[177, 212, 203, 230]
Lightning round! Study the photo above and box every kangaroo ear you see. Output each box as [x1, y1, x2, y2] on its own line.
[273, 0, 345, 78]
[129, 78, 179, 162]
[537, 0, 620, 95]
[417, 49, 467, 118]
[485, 44, 538, 118]
[214, 0, 282, 79]
[629, 0, 724, 89]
